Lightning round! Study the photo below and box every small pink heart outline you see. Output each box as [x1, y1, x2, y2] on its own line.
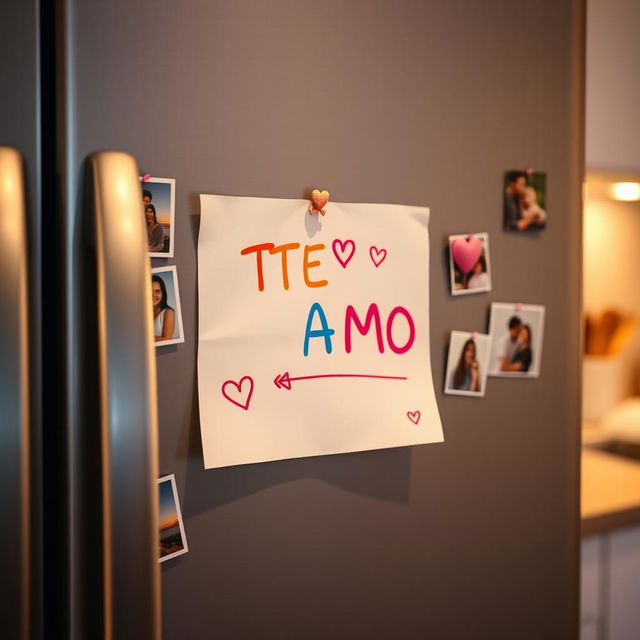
[332, 238, 356, 268]
[407, 410, 421, 425]
[222, 376, 254, 411]
[369, 246, 387, 267]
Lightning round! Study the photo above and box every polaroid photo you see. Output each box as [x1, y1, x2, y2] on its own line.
[141, 177, 176, 257]
[503, 170, 547, 232]
[444, 331, 491, 397]
[158, 474, 188, 563]
[151, 265, 185, 347]
[449, 232, 492, 296]
[488, 303, 546, 378]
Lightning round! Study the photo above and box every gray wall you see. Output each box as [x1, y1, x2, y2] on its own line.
[69, 1, 583, 638]
[587, 0, 640, 172]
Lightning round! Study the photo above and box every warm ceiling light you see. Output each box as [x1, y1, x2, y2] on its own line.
[610, 182, 640, 201]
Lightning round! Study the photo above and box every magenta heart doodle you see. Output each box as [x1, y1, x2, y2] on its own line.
[369, 246, 387, 267]
[332, 238, 356, 268]
[222, 376, 254, 410]
[407, 410, 421, 425]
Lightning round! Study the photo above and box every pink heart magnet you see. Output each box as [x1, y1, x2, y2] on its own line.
[309, 189, 330, 216]
[221, 376, 254, 411]
[369, 246, 387, 267]
[332, 239, 356, 268]
[451, 235, 482, 274]
[407, 410, 421, 425]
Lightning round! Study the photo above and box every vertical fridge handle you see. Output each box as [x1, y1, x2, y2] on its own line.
[0, 147, 30, 639]
[87, 151, 160, 639]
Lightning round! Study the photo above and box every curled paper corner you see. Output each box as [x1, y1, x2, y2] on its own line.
[309, 189, 330, 216]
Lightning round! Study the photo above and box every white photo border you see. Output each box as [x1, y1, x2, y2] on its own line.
[488, 302, 546, 378]
[158, 474, 189, 563]
[448, 232, 492, 296]
[444, 330, 490, 398]
[142, 177, 176, 258]
[151, 265, 185, 347]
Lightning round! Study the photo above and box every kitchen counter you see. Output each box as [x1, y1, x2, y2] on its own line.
[582, 447, 640, 536]
[582, 398, 640, 536]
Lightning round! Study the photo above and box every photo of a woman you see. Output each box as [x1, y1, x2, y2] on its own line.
[464, 255, 490, 291]
[146, 204, 164, 253]
[152, 274, 175, 342]
[151, 266, 184, 347]
[451, 338, 481, 392]
[444, 331, 491, 397]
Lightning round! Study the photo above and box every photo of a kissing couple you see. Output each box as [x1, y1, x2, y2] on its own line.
[503, 169, 547, 231]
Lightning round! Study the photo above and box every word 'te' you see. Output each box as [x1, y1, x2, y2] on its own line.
[241, 242, 327, 291]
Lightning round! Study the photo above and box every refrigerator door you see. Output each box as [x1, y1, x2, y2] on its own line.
[61, 1, 583, 638]
[0, 147, 31, 640]
[0, 2, 43, 638]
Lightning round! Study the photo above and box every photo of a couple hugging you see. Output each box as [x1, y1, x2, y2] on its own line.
[141, 177, 176, 257]
[143, 187, 164, 253]
[495, 315, 533, 373]
[503, 170, 547, 231]
[488, 303, 545, 378]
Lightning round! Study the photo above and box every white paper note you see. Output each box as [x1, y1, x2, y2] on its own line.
[197, 194, 443, 468]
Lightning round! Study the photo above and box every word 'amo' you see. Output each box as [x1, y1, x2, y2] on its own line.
[304, 303, 415, 356]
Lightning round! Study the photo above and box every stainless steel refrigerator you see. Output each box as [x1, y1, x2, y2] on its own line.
[2, 1, 583, 638]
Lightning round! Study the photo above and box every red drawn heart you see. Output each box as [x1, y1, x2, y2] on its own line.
[332, 239, 356, 268]
[369, 246, 387, 267]
[451, 235, 482, 274]
[222, 376, 254, 410]
[407, 410, 421, 425]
